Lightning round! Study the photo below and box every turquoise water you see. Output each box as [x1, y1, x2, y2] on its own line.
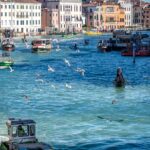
[0, 34, 150, 149]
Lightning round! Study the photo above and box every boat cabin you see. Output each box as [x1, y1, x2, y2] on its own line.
[31, 39, 51, 46]
[6, 118, 37, 144]
[0, 118, 52, 150]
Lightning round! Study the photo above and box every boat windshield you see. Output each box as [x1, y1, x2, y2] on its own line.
[33, 40, 50, 45]
[34, 41, 43, 45]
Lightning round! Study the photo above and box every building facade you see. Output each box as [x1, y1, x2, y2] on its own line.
[41, 8, 50, 32]
[82, 3, 97, 30]
[119, 0, 134, 27]
[133, 4, 143, 27]
[0, 0, 41, 34]
[93, 6, 103, 30]
[44, 0, 82, 33]
[101, 2, 125, 30]
[143, 4, 150, 28]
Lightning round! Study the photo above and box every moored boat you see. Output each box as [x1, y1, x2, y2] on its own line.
[85, 31, 102, 36]
[0, 118, 53, 150]
[121, 38, 150, 56]
[98, 30, 149, 52]
[122, 49, 150, 56]
[31, 39, 52, 53]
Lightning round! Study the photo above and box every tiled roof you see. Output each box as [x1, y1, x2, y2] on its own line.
[1, 0, 41, 3]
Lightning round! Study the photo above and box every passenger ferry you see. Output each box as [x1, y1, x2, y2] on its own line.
[0, 118, 52, 150]
[0, 53, 14, 69]
[97, 30, 149, 52]
[31, 39, 52, 53]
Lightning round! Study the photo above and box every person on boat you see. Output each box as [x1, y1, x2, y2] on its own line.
[74, 43, 78, 49]
[84, 39, 89, 45]
[18, 125, 25, 137]
[114, 67, 125, 87]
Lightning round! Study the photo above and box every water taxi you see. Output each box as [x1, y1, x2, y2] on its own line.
[0, 118, 53, 150]
[1, 38, 15, 51]
[31, 39, 52, 53]
[0, 53, 14, 69]
[1, 29, 15, 51]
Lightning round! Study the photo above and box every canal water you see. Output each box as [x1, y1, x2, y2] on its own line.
[0, 34, 150, 149]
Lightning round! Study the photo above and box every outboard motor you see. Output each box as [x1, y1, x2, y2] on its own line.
[114, 67, 125, 87]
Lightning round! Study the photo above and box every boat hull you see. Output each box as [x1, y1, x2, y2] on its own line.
[0, 61, 13, 69]
[2, 44, 15, 51]
[122, 50, 150, 56]
[97, 44, 126, 52]
[32, 47, 51, 53]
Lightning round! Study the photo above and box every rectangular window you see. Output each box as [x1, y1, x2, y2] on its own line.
[106, 7, 114, 13]
[18, 125, 29, 137]
[12, 127, 17, 137]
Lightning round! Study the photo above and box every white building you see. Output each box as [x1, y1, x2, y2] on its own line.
[0, 0, 41, 34]
[118, 0, 134, 27]
[45, 0, 82, 33]
[93, 6, 102, 30]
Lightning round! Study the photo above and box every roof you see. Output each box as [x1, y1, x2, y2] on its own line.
[1, 0, 41, 3]
[6, 118, 36, 126]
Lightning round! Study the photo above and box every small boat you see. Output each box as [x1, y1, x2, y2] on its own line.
[0, 118, 53, 150]
[97, 40, 112, 52]
[31, 39, 52, 53]
[1, 38, 15, 51]
[0, 53, 14, 69]
[1, 29, 15, 51]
